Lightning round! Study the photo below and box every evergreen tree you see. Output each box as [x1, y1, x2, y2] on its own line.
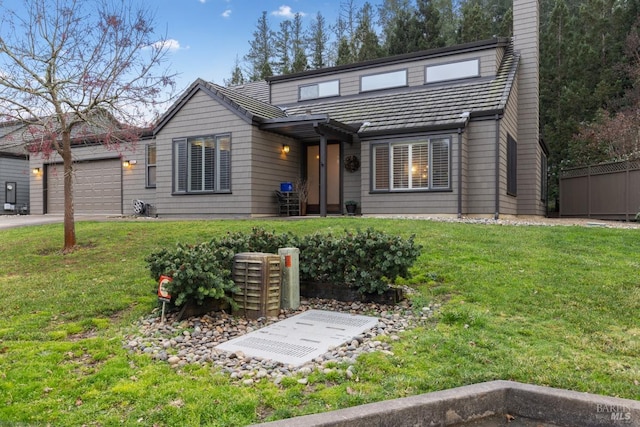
[432, 0, 459, 45]
[274, 19, 292, 74]
[354, 2, 382, 61]
[291, 13, 308, 73]
[383, 7, 422, 55]
[245, 11, 274, 81]
[416, 0, 445, 49]
[309, 12, 330, 69]
[457, 0, 492, 43]
[224, 55, 245, 86]
[378, 0, 414, 47]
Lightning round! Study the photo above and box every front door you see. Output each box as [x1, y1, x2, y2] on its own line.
[306, 144, 341, 214]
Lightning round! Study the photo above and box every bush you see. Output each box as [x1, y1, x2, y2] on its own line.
[298, 228, 421, 294]
[146, 227, 421, 306]
[146, 243, 238, 306]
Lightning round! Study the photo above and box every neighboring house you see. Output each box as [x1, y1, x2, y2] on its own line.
[0, 121, 30, 214]
[26, 0, 545, 219]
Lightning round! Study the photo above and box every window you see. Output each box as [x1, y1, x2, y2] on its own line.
[361, 69, 407, 92]
[426, 59, 479, 84]
[507, 135, 517, 196]
[173, 134, 231, 193]
[299, 80, 340, 101]
[373, 138, 450, 191]
[146, 144, 156, 188]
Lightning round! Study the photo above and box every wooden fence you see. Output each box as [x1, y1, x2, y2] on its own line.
[559, 160, 640, 221]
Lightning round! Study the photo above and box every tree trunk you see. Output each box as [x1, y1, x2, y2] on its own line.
[62, 133, 76, 253]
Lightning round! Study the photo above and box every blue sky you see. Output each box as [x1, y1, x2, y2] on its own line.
[153, 0, 377, 92]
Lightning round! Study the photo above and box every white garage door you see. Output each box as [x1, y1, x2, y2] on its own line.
[46, 159, 122, 215]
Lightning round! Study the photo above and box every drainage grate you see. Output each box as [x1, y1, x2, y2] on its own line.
[215, 309, 379, 366]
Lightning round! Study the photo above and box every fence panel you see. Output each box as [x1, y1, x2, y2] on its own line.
[559, 160, 640, 220]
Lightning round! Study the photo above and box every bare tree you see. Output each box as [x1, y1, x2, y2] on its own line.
[0, 0, 176, 253]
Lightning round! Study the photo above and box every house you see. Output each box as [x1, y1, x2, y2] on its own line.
[0, 121, 30, 214]
[27, 0, 545, 219]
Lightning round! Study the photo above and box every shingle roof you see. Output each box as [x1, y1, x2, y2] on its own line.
[202, 81, 286, 120]
[283, 47, 519, 135]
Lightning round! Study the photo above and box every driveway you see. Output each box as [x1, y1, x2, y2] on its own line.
[0, 214, 67, 230]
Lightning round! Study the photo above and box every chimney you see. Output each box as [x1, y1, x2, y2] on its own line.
[513, 0, 542, 215]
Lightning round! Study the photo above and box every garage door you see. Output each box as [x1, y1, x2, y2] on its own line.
[46, 159, 122, 215]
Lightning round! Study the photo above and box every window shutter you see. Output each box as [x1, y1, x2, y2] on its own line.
[507, 135, 517, 196]
[218, 135, 231, 191]
[392, 145, 409, 189]
[373, 145, 389, 190]
[431, 139, 450, 189]
[174, 139, 187, 192]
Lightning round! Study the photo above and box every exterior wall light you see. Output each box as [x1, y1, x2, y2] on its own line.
[32, 167, 40, 175]
[282, 144, 290, 154]
[123, 160, 137, 168]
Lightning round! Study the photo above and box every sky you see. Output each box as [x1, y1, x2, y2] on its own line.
[153, 0, 371, 93]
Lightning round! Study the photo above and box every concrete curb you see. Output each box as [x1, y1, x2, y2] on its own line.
[251, 380, 640, 427]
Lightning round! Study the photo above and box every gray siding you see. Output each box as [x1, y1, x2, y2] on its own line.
[154, 89, 252, 217]
[0, 156, 29, 213]
[270, 49, 504, 106]
[154, 89, 299, 217]
[514, 0, 544, 215]
[343, 141, 361, 209]
[250, 129, 300, 216]
[466, 120, 497, 215]
[499, 76, 519, 215]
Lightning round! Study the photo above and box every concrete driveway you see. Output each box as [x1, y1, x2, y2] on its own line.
[0, 214, 67, 229]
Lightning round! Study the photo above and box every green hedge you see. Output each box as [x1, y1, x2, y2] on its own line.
[146, 227, 421, 306]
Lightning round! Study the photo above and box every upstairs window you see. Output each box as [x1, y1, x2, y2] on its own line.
[173, 134, 231, 194]
[361, 69, 407, 92]
[372, 137, 450, 191]
[426, 59, 480, 84]
[299, 80, 340, 101]
[146, 143, 156, 188]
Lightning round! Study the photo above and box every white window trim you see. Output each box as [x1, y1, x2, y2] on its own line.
[173, 134, 231, 194]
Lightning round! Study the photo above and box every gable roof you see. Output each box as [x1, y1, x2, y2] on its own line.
[154, 78, 285, 134]
[155, 39, 519, 139]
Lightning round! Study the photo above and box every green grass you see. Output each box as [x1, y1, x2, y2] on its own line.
[0, 218, 638, 426]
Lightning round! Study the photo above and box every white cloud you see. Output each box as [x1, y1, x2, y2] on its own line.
[271, 5, 305, 18]
[153, 39, 182, 52]
[222, 9, 232, 18]
[198, 0, 206, 3]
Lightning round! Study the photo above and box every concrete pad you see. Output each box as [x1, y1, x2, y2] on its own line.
[216, 309, 378, 366]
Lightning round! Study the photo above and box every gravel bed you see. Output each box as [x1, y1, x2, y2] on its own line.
[125, 296, 436, 385]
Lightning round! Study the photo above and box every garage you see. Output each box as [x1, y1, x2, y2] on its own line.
[46, 159, 122, 215]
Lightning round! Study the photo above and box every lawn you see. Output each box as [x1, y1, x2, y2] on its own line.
[0, 217, 638, 426]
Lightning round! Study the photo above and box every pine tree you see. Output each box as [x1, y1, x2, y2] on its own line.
[309, 12, 330, 69]
[245, 11, 274, 81]
[416, 0, 445, 49]
[291, 13, 308, 73]
[224, 55, 245, 86]
[457, 0, 492, 43]
[274, 20, 292, 75]
[354, 2, 382, 61]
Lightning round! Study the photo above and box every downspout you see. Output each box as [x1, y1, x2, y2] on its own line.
[457, 113, 470, 218]
[458, 128, 463, 218]
[494, 115, 501, 220]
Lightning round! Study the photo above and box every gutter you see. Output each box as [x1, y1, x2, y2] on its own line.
[458, 112, 470, 218]
[494, 114, 502, 220]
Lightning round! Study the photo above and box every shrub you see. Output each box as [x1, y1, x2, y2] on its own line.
[298, 228, 421, 294]
[212, 227, 299, 254]
[146, 243, 238, 306]
[146, 227, 422, 306]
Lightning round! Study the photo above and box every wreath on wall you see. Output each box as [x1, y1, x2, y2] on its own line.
[344, 155, 360, 173]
